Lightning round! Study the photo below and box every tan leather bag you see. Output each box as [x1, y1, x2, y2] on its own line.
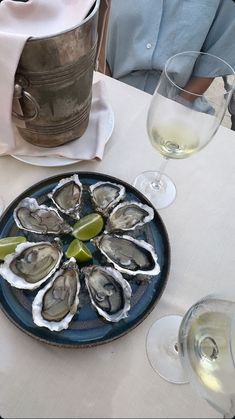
[96, 0, 111, 75]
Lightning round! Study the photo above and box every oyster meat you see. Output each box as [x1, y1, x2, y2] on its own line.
[32, 258, 80, 331]
[0, 239, 63, 290]
[48, 174, 83, 220]
[105, 201, 154, 233]
[89, 181, 126, 216]
[14, 197, 73, 235]
[83, 265, 131, 322]
[92, 234, 160, 276]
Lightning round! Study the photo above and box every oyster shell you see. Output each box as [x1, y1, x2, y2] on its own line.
[0, 239, 63, 290]
[89, 181, 126, 216]
[82, 265, 131, 322]
[32, 258, 80, 332]
[13, 197, 73, 235]
[92, 234, 160, 277]
[105, 201, 154, 233]
[48, 174, 83, 220]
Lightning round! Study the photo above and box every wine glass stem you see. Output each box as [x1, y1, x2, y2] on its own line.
[0, 196, 4, 216]
[151, 158, 169, 189]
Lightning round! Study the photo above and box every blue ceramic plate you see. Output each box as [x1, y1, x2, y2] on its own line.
[0, 172, 170, 347]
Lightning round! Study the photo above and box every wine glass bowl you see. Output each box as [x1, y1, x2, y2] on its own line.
[133, 51, 235, 209]
[178, 293, 235, 417]
[146, 292, 235, 417]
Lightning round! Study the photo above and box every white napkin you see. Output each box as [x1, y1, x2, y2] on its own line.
[10, 80, 114, 160]
[0, 0, 98, 156]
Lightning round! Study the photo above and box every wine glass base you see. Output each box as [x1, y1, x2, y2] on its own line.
[146, 315, 188, 384]
[133, 171, 176, 209]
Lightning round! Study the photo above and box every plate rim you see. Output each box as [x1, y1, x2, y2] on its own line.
[10, 108, 114, 167]
[0, 171, 171, 348]
[10, 154, 81, 168]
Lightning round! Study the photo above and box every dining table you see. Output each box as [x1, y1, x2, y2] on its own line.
[0, 71, 234, 419]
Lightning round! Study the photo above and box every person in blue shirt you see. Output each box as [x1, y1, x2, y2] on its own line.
[106, 0, 235, 92]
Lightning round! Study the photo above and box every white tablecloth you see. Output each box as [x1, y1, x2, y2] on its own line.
[0, 72, 233, 418]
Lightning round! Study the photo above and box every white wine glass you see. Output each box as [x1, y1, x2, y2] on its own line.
[146, 291, 235, 418]
[133, 51, 235, 209]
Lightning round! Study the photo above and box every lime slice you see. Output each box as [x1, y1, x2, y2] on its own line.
[0, 236, 27, 260]
[65, 239, 92, 263]
[72, 213, 104, 241]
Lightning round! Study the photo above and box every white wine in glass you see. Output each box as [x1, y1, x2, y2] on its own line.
[146, 291, 235, 418]
[133, 51, 235, 209]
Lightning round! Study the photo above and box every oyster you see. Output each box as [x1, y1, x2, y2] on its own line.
[105, 201, 154, 233]
[89, 181, 126, 216]
[32, 258, 80, 332]
[13, 197, 73, 235]
[92, 234, 160, 277]
[82, 265, 131, 322]
[0, 239, 63, 290]
[48, 174, 83, 220]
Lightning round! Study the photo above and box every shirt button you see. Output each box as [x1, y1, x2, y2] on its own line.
[146, 43, 152, 49]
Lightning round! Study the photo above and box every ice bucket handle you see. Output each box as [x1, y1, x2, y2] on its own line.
[12, 83, 40, 122]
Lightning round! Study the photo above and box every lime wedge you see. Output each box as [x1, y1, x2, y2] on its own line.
[65, 239, 92, 263]
[72, 213, 104, 241]
[0, 236, 27, 260]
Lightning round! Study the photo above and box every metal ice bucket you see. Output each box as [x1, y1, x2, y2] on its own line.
[12, 0, 100, 148]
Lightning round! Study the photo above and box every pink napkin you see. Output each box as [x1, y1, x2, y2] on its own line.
[0, 0, 103, 158]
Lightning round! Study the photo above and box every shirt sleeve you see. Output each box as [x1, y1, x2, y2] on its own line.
[194, 0, 235, 76]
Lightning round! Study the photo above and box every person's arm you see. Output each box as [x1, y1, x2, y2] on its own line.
[180, 76, 214, 102]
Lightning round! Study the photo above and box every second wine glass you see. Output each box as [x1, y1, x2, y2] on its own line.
[133, 51, 235, 209]
[146, 291, 235, 418]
